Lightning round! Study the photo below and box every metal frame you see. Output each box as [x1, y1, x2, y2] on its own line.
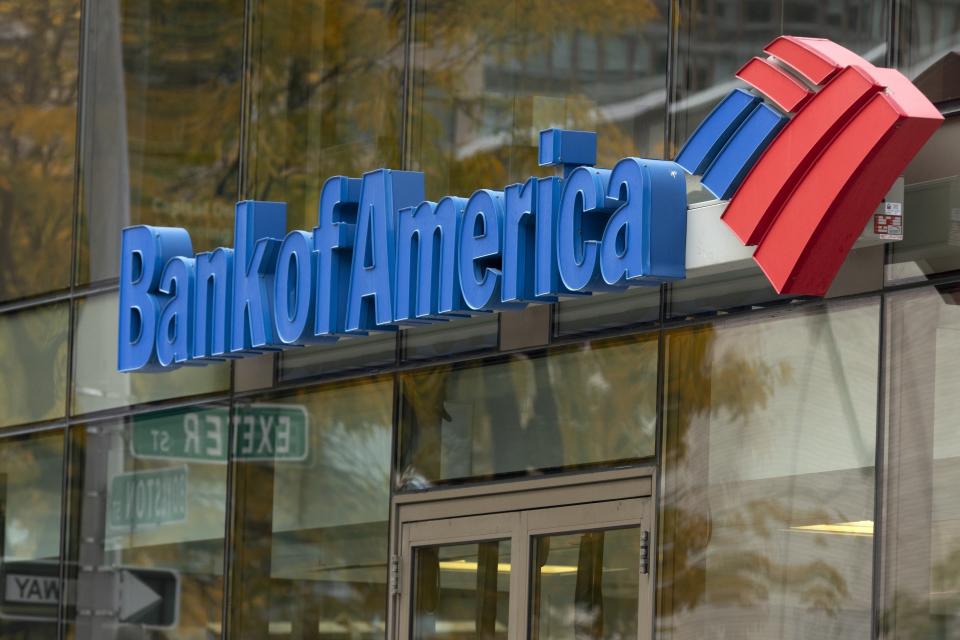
[390, 467, 655, 640]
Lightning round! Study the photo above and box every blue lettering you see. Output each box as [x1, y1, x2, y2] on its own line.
[118, 226, 193, 372]
[274, 231, 317, 345]
[395, 196, 467, 322]
[116, 130, 689, 372]
[313, 176, 360, 339]
[557, 167, 615, 292]
[600, 158, 687, 285]
[156, 256, 195, 366]
[192, 248, 233, 359]
[345, 170, 424, 332]
[231, 201, 285, 352]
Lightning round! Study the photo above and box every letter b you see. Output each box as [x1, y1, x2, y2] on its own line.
[118, 225, 193, 372]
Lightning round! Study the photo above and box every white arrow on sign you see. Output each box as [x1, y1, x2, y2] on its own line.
[119, 570, 161, 621]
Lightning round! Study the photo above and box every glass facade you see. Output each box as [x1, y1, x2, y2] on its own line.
[0, 0, 958, 639]
[659, 300, 880, 638]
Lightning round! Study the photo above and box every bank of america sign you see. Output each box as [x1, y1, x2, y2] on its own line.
[117, 36, 941, 372]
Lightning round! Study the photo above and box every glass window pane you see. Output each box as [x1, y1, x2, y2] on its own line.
[278, 333, 397, 383]
[408, 0, 669, 199]
[555, 287, 660, 338]
[76, 0, 244, 285]
[0, 429, 64, 636]
[531, 528, 641, 640]
[882, 283, 960, 635]
[885, 2, 960, 285]
[228, 377, 394, 637]
[63, 408, 228, 637]
[398, 334, 657, 489]
[72, 293, 229, 415]
[0, 1, 78, 302]
[245, 0, 405, 233]
[402, 316, 499, 363]
[666, 268, 795, 321]
[658, 300, 880, 639]
[886, 117, 960, 283]
[897, 0, 960, 96]
[0, 304, 68, 428]
[413, 540, 511, 640]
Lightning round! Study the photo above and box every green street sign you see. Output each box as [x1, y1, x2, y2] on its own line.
[108, 466, 188, 529]
[130, 405, 309, 463]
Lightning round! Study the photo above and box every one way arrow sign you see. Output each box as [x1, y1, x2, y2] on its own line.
[1, 561, 179, 628]
[116, 567, 179, 627]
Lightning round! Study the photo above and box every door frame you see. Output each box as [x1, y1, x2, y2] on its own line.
[387, 466, 657, 640]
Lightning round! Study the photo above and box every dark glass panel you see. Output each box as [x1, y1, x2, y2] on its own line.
[402, 316, 499, 363]
[413, 541, 511, 640]
[887, 0, 959, 285]
[555, 287, 660, 337]
[0, 429, 64, 638]
[887, 124, 960, 284]
[530, 528, 641, 640]
[228, 377, 393, 638]
[896, 0, 960, 103]
[279, 333, 397, 383]
[63, 408, 228, 638]
[0, 303, 69, 428]
[398, 334, 657, 489]
[76, 0, 244, 284]
[245, 0, 405, 233]
[887, 0, 960, 282]
[0, 0, 79, 302]
[881, 283, 960, 637]
[658, 299, 879, 638]
[408, 0, 669, 199]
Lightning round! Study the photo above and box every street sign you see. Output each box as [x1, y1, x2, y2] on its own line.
[0, 561, 179, 629]
[117, 567, 179, 627]
[130, 404, 309, 463]
[0, 560, 61, 622]
[108, 466, 188, 530]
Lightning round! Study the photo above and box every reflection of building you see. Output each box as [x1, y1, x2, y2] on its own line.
[0, 0, 959, 639]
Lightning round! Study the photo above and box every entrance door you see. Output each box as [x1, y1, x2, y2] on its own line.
[392, 472, 653, 640]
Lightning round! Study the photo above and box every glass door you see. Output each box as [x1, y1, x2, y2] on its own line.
[396, 497, 652, 640]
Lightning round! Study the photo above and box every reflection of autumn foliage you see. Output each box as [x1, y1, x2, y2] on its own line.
[76, 0, 244, 282]
[659, 321, 876, 635]
[246, 0, 406, 231]
[399, 334, 659, 485]
[881, 544, 960, 638]
[410, 0, 664, 197]
[248, 0, 665, 234]
[0, 432, 64, 561]
[0, 304, 69, 427]
[230, 377, 394, 634]
[0, 0, 79, 301]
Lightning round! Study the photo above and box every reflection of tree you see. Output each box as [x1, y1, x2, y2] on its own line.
[247, 0, 407, 231]
[881, 541, 960, 638]
[76, 0, 244, 283]
[409, 0, 664, 197]
[659, 320, 882, 638]
[0, 304, 68, 427]
[399, 333, 659, 486]
[248, 0, 665, 233]
[230, 378, 395, 636]
[0, 433, 64, 561]
[0, 0, 78, 301]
